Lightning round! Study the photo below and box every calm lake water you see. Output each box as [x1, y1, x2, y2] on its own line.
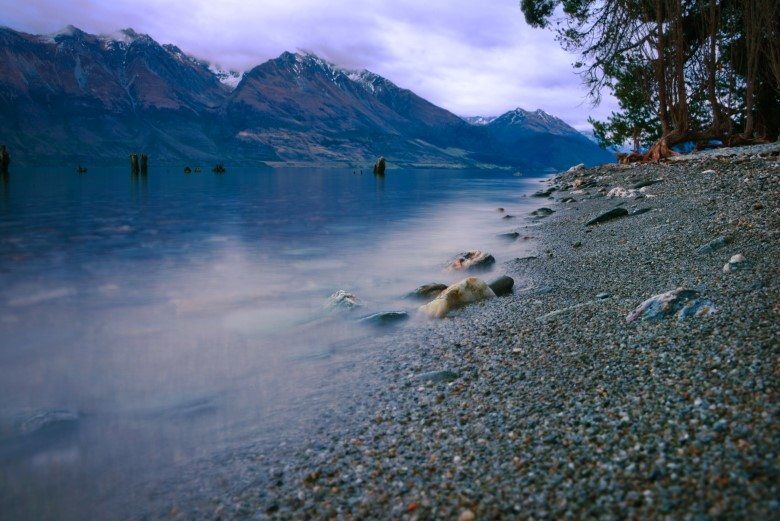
[0, 165, 543, 518]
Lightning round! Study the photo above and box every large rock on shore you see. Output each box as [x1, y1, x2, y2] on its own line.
[722, 253, 747, 273]
[696, 235, 731, 254]
[585, 207, 629, 226]
[488, 275, 514, 296]
[626, 288, 716, 322]
[447, 250, 495, 272]
[419, 277, 495, 318]
[530, 207, 555, 218]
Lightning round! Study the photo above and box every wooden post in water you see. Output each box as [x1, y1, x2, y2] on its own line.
[0, 145, 10, 175]
[140, 154, 148, 174]
[130, 153, 140, 175]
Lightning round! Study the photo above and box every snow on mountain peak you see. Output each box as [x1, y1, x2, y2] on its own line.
[208, 64, 244, 90]
[277, 51, 392, 94]
[462, 115, 498, 125]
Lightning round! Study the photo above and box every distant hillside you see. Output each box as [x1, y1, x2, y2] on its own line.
[0, 26, 612, 170]
[470, 109, 615, 169]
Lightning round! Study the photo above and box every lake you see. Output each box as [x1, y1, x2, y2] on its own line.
[0, 165, 543, 518]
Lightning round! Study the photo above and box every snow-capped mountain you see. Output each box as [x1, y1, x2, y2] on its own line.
[0, 26, 610, 168]
[480, 108, 614, 168]
[208, 65, 244, 90]
[462, 115, 498, 126]
[487, 108, 584, 137]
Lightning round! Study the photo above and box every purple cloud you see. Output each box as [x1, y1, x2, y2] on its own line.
[0, 0, 618, 129]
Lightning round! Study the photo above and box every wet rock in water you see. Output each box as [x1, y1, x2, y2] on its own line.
[407, 283, 448, 300]
[488, 275, 514, 296]
[696, 235, 731, 254]
[532, 187, 556, 197]
[502, 214, 515, 219]
[497, 231, 520, 241]
[496, 207, 505, 213]
[419, 277, 495, 318]
[373, 156, 386, 175]
[631, 178, 663, 189]
[447, 250, 495, 272]
[530, 207, 555, 218]
[723, 253, 747, 273]
[585, 207, 629, 226]
[358, 311, 409, 326]
[626, 288, 716, 322]
[326, 290, 362, 310]
[413, 369, 459, 383]
[11, 409, 80, 437]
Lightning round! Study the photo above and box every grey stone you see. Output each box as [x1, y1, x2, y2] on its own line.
[407, 283, 448, 300]
[530, 207, 555, 218]
[585, 207, 629, 226]
[413, 370, 459, 383]
[696, 235, 731, 254]
[488, 275, 514, 296]
[626, 288, 716, 322]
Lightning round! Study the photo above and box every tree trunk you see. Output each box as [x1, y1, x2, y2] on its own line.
[670, 0, 689, 134]
[742, 0, 761, 138]
[704, 0, 722, 133]
[655, 1, 672, 135]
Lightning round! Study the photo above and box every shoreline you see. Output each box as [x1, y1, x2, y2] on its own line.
[156, 145, 777, 519]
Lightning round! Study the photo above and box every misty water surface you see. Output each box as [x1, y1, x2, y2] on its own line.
[0, 165, 543, 517]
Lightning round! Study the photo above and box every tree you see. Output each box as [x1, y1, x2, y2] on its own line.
[589, 55, 661, 152]
[520, 0, 779, 160]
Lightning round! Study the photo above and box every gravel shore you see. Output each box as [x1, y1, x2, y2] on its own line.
[169, 145, 779, 520]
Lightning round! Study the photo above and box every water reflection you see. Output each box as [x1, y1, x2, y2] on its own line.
[0, 165, 543, 518]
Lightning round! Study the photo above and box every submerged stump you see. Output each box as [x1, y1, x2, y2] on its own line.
[130, 154, 140, 175]
[140, 154, 148, 174]
[373, 156, 386, 175]
[0, 145, 10, 174]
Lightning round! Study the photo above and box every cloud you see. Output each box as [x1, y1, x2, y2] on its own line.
[0, 0, 617, 129]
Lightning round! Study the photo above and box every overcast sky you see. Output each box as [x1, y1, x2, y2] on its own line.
[1, 0, 617, 129]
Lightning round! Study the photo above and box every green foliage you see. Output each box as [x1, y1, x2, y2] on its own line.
[520, 0, 780, 145]
[589, 55, 661, 151]
[520, 0, 558, 28]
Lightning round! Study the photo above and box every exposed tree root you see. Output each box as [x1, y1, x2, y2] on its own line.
[643, 137, 679, 162]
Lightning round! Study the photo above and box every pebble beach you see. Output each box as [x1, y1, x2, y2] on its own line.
[160, 145, 779, 520]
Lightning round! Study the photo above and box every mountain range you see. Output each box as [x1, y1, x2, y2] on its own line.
[0, 26, 613, 169]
